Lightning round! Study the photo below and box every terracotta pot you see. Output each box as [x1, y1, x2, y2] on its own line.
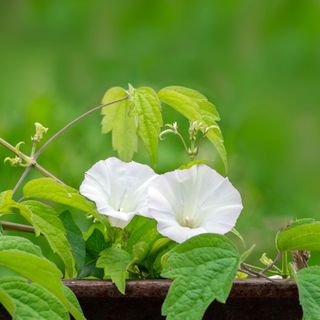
[0, 279, 302, 319]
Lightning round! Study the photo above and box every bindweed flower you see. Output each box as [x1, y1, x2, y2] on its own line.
[148, 164, 243, 243]
[80, 157, 156, 228]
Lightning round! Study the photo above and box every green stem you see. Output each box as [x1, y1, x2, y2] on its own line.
[282, 251, 289, 278]
[0, 138, 65, 185]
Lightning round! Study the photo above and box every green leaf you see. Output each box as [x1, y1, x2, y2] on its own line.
[0, 277, 69, 320]
[101, 86, 138, 161]
[62, 286, 85, 320]
[86, 228, 107, 257]
[96, 247, 131, 294]
[277, 220, 320, 252]
[158, 87, 201, 120]
[60, 211, 86, 274]
[0, 191, 15, 214]
[23, 178, 105, 225]
[79, 228, 107, 279]
[163, 86, 220, 122]
[125, 216, 161, 252]
[19, 201, 76, 278]
[158, 86, 227, 169]
[161, 234, 239, 320]
[296, 266, 320, 320]
[0, 236, 85, 320]
[132, 87, 163, 166]
[149, 238, 176, 276]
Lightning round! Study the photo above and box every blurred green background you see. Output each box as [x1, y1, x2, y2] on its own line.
[1, 0, 320, 261]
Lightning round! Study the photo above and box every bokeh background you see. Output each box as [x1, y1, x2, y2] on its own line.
[1, 1, 320, 262]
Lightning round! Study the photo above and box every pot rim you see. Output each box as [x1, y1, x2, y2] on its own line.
[64, 279, 298, 299]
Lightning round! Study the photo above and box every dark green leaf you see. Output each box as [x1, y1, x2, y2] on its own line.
[161, 234, 239, 320]
[60, 211, 86, 274]
[297, 266, 320, 320]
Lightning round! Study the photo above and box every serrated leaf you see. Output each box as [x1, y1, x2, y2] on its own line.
[277, 221, 320, 252]
[18, 201, 76, 278]
[96, 247, 131, 294]
[158, 87, 201, 120]
[0, 236, 85, 320]
[60, 211, 86, 274]
[0, 236, 43, 256]
[23, 178, 105, 225]
[0, 277, 69, 320]
[158, 86, 227, 169]
[297, 266, 320, 320]
[101, 86, 138, 161]
[161, 234, 239, 320]
[165, 86, 220, 122]
[132, 87, 163, 166]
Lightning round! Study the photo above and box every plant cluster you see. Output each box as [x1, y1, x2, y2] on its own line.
[0, 84, 320, 320]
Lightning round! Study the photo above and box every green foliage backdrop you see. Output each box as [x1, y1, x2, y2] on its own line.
[0, 0, 320, 259]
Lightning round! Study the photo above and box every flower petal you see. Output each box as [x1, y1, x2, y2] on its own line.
[148, 164, 243, 242]
[156, 219, 207, 243]
[80, 157, 156, 227]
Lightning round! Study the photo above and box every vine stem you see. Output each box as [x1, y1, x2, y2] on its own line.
[33, 95, 129, 159]
[1, 221, 35, 233]
[239, 264, 277, 283]
[1, 95, 128, 194]
[0, 138, 64, 185]
[12, 142, 37, 194]
[259, 251, 282, 275]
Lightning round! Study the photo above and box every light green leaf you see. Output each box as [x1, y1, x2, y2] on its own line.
[158, 86, 227, 169]
[132, 87, 163, 166]
[62, 286, 85, 320]
[296, 266, 320, 320]
[164, 86, 220, 122]
[60, 211, 86, 274]
[0, 191, 15, 214]
[101, 86, 138, 161]
[23, 178, 105, 225]
[0, 277, 69, 320]
[277, 220, 320, 252]
[158, 87, 201, 120]
[161, 234, 239, 320]
[18, 201, 76, 278]
[0, 236, 85, 320]
[96, 247, 131, 294]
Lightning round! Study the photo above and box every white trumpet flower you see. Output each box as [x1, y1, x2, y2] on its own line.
[147, 164, 243, 243]
[80, 157, 156, 228]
